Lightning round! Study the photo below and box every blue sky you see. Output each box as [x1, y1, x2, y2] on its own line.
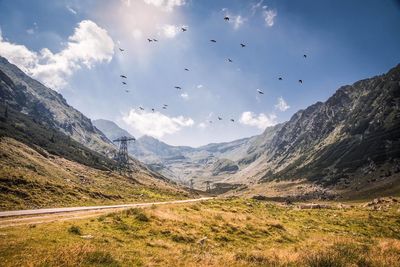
[0, 0, 399, 146]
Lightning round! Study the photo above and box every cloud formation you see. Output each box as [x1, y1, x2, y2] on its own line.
[0, 20, 114, 90]
[143, 0, 186, 12]
[263, 9, 277, 27]
[122, 109, 194, 138]
[239, 111, 277, 129]
[275, 97, 290, 111]
[161, 24, 181, 38]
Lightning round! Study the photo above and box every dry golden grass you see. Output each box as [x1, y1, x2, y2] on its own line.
[0, 198, 399, 266]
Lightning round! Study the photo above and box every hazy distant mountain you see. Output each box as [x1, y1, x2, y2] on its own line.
[93, 119, 134, 142]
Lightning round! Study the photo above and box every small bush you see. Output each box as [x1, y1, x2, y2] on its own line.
[84, 251, 120, 266]
[68, 225, 82, 235]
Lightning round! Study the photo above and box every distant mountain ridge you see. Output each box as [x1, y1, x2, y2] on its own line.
[95, 64, 400, 192]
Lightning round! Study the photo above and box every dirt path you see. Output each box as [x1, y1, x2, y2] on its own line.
[0, 197, 213, 228]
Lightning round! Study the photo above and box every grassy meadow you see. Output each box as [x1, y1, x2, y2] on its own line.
[1, 198, 399, 266]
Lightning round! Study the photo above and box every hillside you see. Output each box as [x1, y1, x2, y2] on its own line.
[227, 64, 400, 186]
[95, 64, 400, 197]
[0, 56, 114, 156]
[0, 136, 192, 211]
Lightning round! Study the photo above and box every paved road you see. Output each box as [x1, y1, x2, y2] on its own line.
[0, 198, 214, 228]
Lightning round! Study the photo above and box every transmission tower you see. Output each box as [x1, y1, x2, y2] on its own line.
[204, 181, 212, 193]
[113, 136, 136, 173]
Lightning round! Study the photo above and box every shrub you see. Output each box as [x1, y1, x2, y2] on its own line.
[84, 251, 120, 266]
[68, 225, 82, 235]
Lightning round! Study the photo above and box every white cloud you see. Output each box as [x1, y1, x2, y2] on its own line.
[26, 22, 38, 35]
[66, 6, 77, 15]
[143, 0, 186, 11]
[233, 15, 246, 30]
[198, 122, 207, 129]
[263, 9, 277, 27]
[122, 109, 194, 138]
[161, 24, 181, 38]
[239, 111, 277, 129]
[132, 29, 143, 39]
[0, 20, 114, 90]
[180, 92, 189, 100]
[121, 0, 131, 7]
[197, 84, 203, 89]
[275, 97, 290, 111]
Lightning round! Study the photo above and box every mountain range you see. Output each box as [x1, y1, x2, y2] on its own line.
[1, 53, 399, 199]
[95, 64, 400, 197]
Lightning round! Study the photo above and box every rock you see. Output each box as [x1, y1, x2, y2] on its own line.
[81, 235, 94, 240]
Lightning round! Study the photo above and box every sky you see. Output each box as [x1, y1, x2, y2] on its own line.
[0, 0, 399, 147]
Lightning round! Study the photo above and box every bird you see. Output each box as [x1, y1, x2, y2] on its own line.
[224, 16, 230, 21]
[184, 68, 189, 71]
[210, 39, 217, 43]
[181, 27, 187, 32]
[278, 77, 283, 80]
[153, 39, 158, 42]
[120, 75, 127, 79]
[125, 90, 129, 93]
[119, 48, 124, 52]
[240, 43, 246, 48]
[298, 79, 303, 84]
[174, 86, 182, 90]
[230, 119, 235, 122]
[218, 117, 223, 120]
[151, 108, 155, 112]
[303, 54, 307, 58]
[162, 106, 167, 109]
[139, 107, 144, 110]
[163, 104, 168, 107]
[122, 81, 127, 85]
[209, 120, 213, 123]
[228, 58, 233, 63]
[147, 38, 153, 42]
[257, 89, 264, 94]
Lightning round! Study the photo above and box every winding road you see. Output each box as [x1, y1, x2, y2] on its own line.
[0, 197, 213, 228]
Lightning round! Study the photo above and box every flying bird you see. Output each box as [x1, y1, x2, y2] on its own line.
[209, 121, 213, 123]
[278, 77, 283, 80]
[240, 43, 246, 48]
[147, 38, 153, 42]
[230, 119, 235, 122]
[210, 39, 217, 43]
[120, 75, 127, 79]
[184, 68, 189, 71]
[139, 107, 144, 111]
[298, 79, 303, 84]
[119, 48, 124, 52]
[181, 27, 187, 32]
[174, 86, 182, 90]
[303, 54, 307, 58]
[224, 16, 230, 21]
[151, 108, 155, 112]
[153, 39, 158, 42]
[125, 90, 129, 93]
[228, 58, 233, 63]
[162, 106, 167, 109]
[122, 81, 127, 85]
[257, 89, 264, 94]
[163, 104, 168, 107]
[218, 117, 223, 120]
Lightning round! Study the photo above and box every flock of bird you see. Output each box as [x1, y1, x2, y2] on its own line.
[118, 15, 307, 124]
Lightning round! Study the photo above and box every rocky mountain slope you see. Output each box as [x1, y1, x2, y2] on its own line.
[96, 64, 400, 195]
[0, 56, 114, 156]
[226, 64, 400, 187]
